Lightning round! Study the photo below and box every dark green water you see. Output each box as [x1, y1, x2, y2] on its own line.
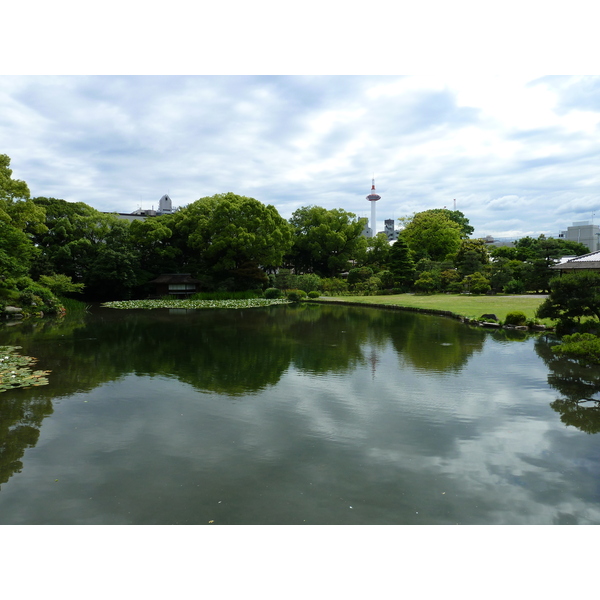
[1, 303, 599, 524]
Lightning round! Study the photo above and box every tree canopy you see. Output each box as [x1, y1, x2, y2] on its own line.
[537, 271, 600, 325]
[288, 205, 367, 277]
[399, 210, 463, 262]
[171, 193, 293, 289]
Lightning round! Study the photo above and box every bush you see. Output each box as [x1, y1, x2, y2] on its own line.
[465, 272, 491, 295]
[552, 333, 600, 364]
[307, 291, 320, 298]
[376, 270, 395, 289]
[286, 289, 307, 302]
[503, 279, 526, 294]
[504, 310, 527, 326]
[320, 278, 348, 295]
[414, 271, 440, 294]
[264, 287, 282, 299]
[18, 282, 61, 313]
[348, 267, 374, 286]
[295, 273, 322, 293]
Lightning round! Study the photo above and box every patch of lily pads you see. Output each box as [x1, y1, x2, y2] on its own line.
[0, 346, 51, 393]
[101, 298, 292, 310]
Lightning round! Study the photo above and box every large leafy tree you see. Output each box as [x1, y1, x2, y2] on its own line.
[288, 205, 367, 277]
[31, 197, 144, 300]
[399, 210, 462, 262]
[129, 217, 180, 278]
[356, 232, 391, 270]
[0, 155, 46, 283]
[171, 193, 292, 289]
[423, 208, 474, 238]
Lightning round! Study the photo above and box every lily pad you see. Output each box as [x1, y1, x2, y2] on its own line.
[0, 346, 51, 392]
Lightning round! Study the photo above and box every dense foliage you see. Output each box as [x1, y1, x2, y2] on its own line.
[537, 271, 600, 331]
[2, 152, 597, 312]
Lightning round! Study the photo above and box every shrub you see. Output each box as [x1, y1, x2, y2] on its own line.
[307, 291, 320, 298]
[264, 287, 282, 299]
[504, 310, 527, 326]
[348, 267, 374, 286]
[18, 283, 61, 313]
[295, 273, 322, 293]
[376, 270, 395, 289]
[465, 272, 491, 295]
[414, 271, 440, 294]
[503, 279, 526, 294]
[274, 269, 298, 290]
[286, 289, 307, 302]
[552, 333, 600, 365]
[320, 278, 348, 295]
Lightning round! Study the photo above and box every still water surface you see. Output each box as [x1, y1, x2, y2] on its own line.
[1, 303, 599, 524]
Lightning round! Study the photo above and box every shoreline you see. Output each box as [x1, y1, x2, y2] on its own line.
[307, 296, 554, 332]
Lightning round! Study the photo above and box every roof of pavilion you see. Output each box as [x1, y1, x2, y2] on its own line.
[551, 251, 600, 270]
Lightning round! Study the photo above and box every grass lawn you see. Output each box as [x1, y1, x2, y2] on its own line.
[314, 293, 551, 324]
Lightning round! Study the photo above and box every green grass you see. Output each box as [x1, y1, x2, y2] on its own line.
[313, 293, 552, 324]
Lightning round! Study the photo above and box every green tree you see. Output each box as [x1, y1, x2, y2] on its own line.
[537, 271, 600, 327]
[464, 272, 491, 295]
[489, 257, 524, 293]
[454, 239, 490, 276]
[348, 266, 374, 287]
[31, 197, 144, 300]
[387, 236, 416, 289]
[172, 193, 292, 289]
[420, 208, 474, 238]
[288, 205, 367, 277]
[399, 210, 462, 262]
[414, 270, 440, 294]
[129, 217, 180, 277]
[357, 232, 391, 269]
[0, 156, 45, 285]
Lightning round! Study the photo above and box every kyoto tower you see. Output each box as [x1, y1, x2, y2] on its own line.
[366, 178, 381, 237]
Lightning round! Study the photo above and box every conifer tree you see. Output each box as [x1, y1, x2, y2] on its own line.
[387, 236, 416, 289]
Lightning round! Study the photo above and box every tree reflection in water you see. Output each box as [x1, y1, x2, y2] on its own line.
[535, 336, 600, 434]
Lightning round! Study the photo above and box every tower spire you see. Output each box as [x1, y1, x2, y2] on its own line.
[366, 177, 381, 238]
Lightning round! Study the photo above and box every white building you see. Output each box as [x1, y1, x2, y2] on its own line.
[110, 194, 175, 222]
[558, 221, 600, 253]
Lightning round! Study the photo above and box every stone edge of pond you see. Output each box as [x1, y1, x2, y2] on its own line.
[305, 298, 554, 333]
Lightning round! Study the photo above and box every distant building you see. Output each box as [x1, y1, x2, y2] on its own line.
[384, 219, 401, 241]
[551, 250, 600, 273]
[558, 221, 600, 253]
[110, 194, 175, 222]
[149, 273, 200, 298]
[157, 194, 173, 215]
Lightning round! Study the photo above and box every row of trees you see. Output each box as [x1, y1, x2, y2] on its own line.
[0, 152, 592, 307]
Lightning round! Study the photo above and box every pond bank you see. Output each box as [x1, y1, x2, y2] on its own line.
[308, 294, 553, 331]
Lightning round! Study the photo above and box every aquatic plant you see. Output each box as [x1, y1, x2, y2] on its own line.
[101, 298, 291, 310]
[0, 346, 51, 392]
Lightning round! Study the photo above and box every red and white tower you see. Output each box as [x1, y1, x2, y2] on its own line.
[366, 178, 381, 238]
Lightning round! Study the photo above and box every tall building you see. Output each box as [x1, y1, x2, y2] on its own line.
[366, 178, 381, 238]
[384, 219, 399, 241]
[558, 221, 600, 253]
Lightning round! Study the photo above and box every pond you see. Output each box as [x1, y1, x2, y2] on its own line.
[1, 303, 599, 525]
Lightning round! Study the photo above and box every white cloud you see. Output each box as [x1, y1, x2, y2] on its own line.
[2, 75, 600, 239]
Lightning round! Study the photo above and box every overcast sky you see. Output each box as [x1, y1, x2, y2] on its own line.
[3, 6, 600, 241]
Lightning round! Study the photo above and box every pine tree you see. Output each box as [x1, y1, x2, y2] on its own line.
[388, 236, 416, 289]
